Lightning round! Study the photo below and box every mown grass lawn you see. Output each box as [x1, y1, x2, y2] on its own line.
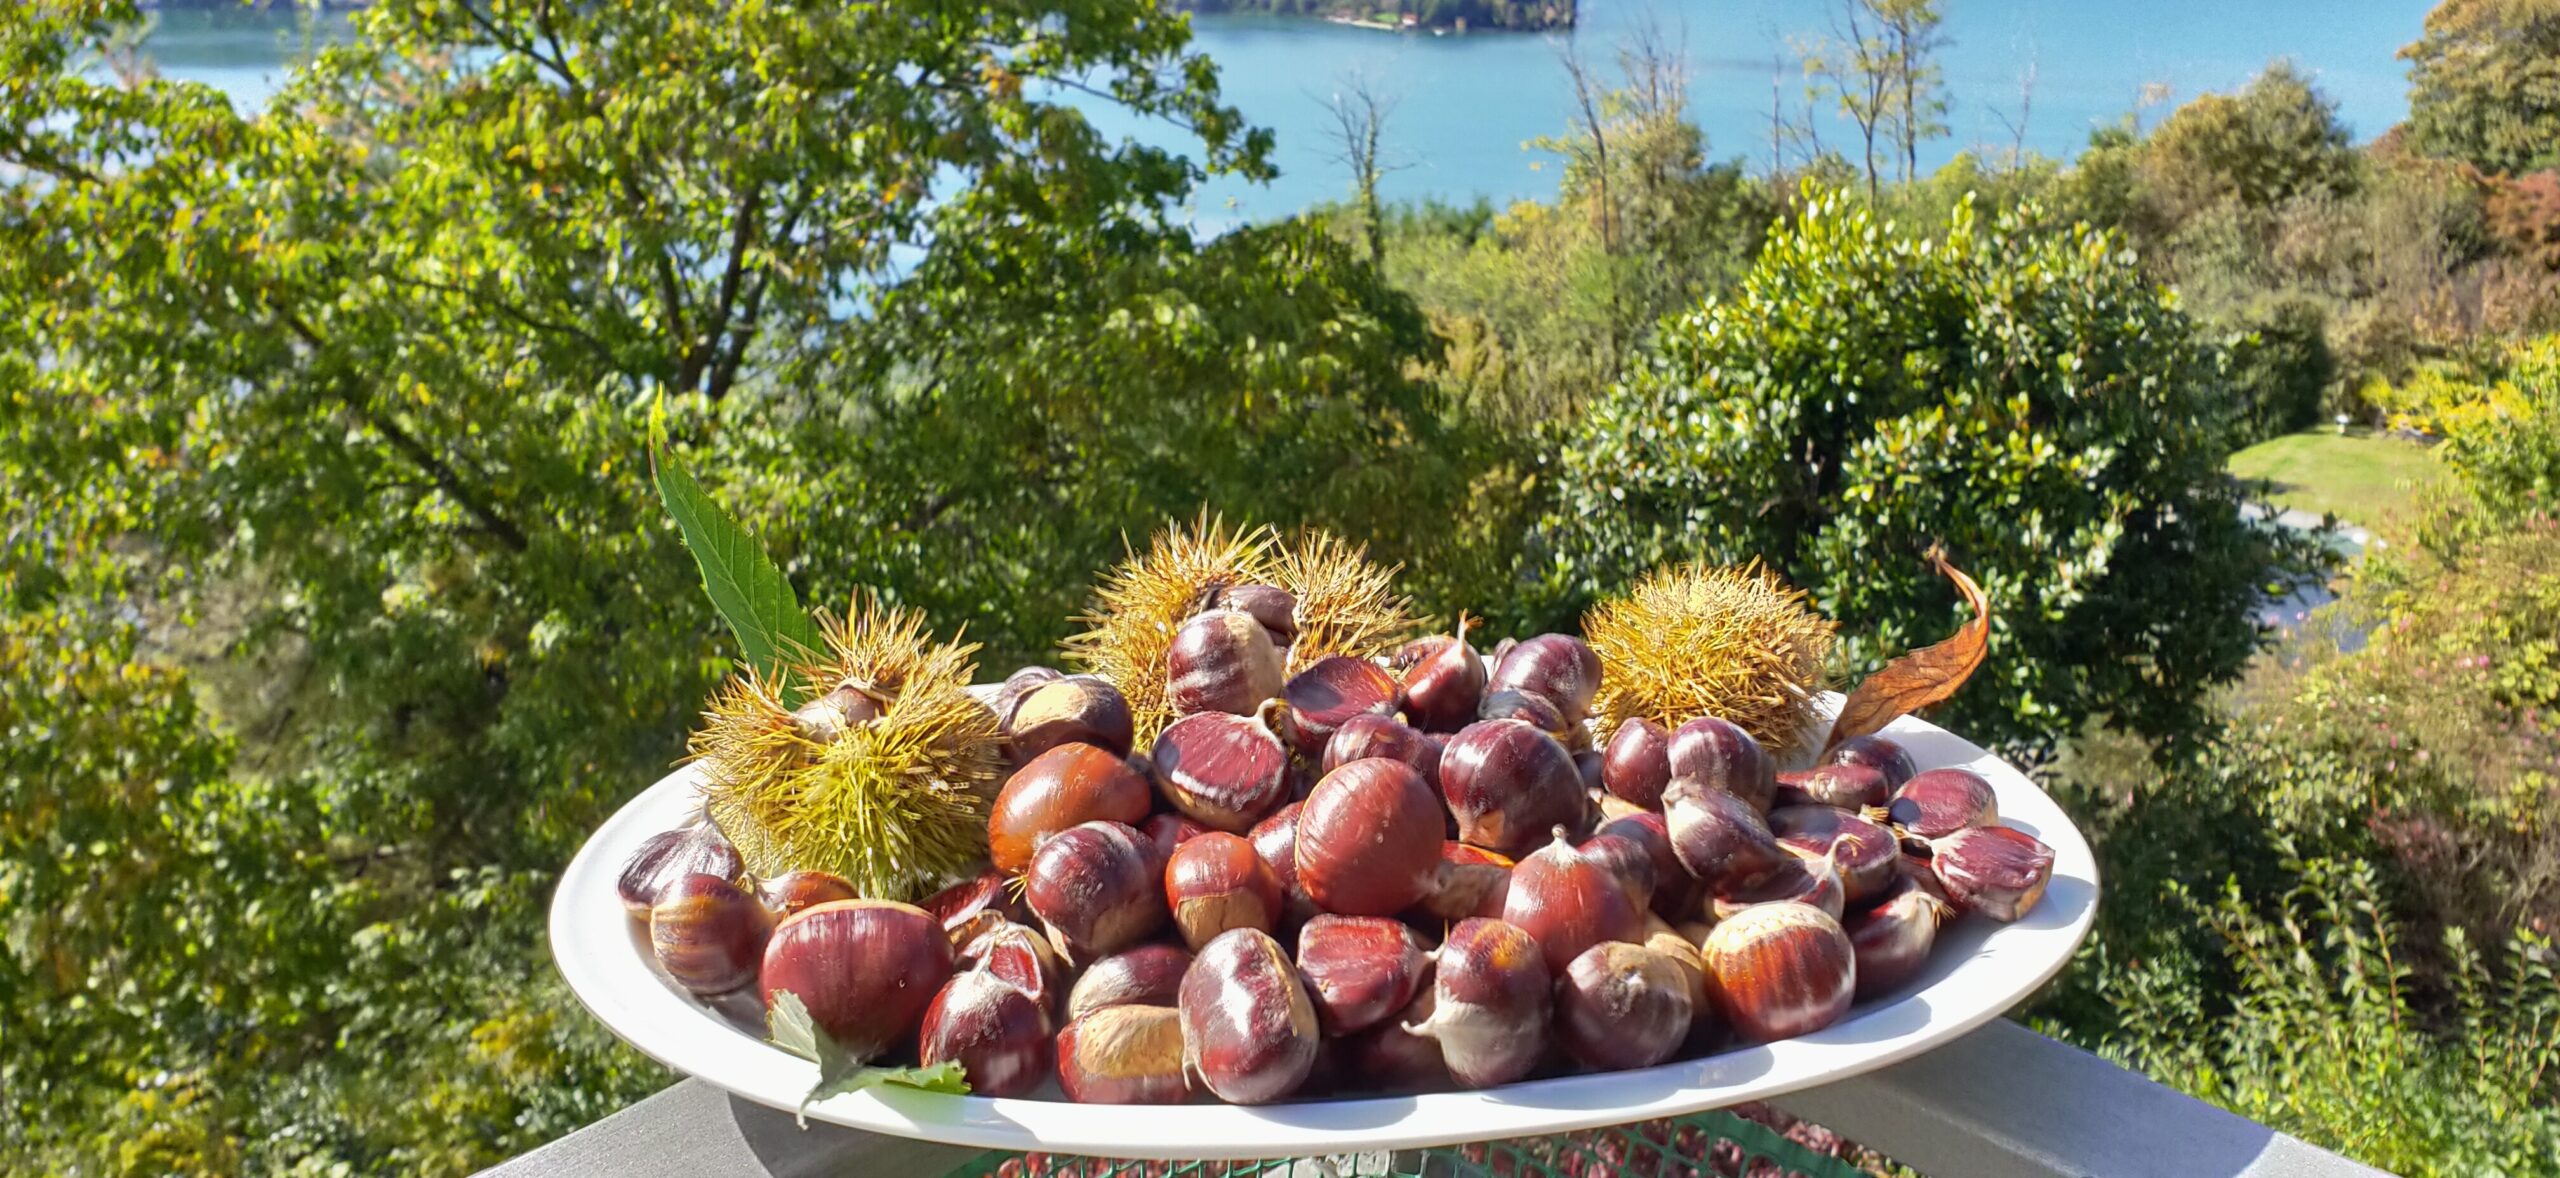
[2228, 427, 2449, 528]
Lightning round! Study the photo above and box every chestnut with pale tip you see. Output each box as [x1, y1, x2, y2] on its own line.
[760, 899, 954, 1061]
[1295, 914, 1431, 1037]
[988, 742, 1153, 872]
[1064, 944, 1193, 1022]
[1666, 716, 1775, 813]
[989, 665, 1067, 732]
[1023, 820, 1168, 961]
[1848, 877, 1955, 1000]
[1924, 824, 2055, 921]
[1556, 941, 1696, 1072]
[617, 825, 744, 917]
[1769, 804, 1900, 907]
[1415, 841, 1513, 921]
[1488, 634, 1602, 724]
[1887, 767, 2001, 841]
[1167, 607, 1286, 716]
[1699, 902, 1856, 1043]
[1641, 915, 1719, 1055]
[919, 964, 1053, 1097]
[1340, 989, 1450, 1093]
[1601, 717, 1674, 809]
[1709, 846, 1846, 922]
[1405, 917, 1551, 1089]
[1007, 674, 1135, 761]
[1321, 712, 1440, 781]
[1148, 704, 1291, 832]
[1056, 1004, 1193, 1104]
[1596, 811, 1695, 922]
[1439, 718, 1586, 857]
[1216, 582, 1298, 649]
[649, 872, 771, 996]
[1825, 733, 1917, 788]
[1295, 758, 1445, 917]
[1775, 763, 1891, 812]
[1179, 928, 1320, 1104]
[1475, 688, 1571, 738]
[1504, 827, 1648, 975]
[1165, 831, 1284, 950]
[757, 870, 858, 919]
[1280, 655, 1402, 757]
[1394, 620, 1487, 733]
[1662, 775, 1786, 889]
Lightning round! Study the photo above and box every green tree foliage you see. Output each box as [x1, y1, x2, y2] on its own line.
[2137, 60, 2359, 225]
[2402, 0, 2560, 176]
[1549, 189, 2319, 752]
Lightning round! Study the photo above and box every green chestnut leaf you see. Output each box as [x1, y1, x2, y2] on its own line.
[649, 403, 826, 703]
[768, 989, 969, 1125]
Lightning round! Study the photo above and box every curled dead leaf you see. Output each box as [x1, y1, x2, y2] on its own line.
[1825, 547, 1988, 750]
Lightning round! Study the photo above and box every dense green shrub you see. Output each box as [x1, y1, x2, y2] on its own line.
[2402, 0, 2560, 176]
[1549, 188, 2319, 753]
[2222, 297, 2336, 441]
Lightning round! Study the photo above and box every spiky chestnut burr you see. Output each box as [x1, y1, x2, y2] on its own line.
[1584, 562, 1836, 757]
[694, 594, 1003, 901]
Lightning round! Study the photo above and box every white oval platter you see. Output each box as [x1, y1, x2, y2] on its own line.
[550, 706, 2098, 1160]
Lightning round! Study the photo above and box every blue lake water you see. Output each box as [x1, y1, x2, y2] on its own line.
[149, 1, 2434, 227]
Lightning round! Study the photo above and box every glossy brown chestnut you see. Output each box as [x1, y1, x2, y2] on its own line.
[1149, 706, 1292, 832]
[618, 826, 745, 918]
[759, 870, 859, 919]
[760, 899, 954, 1060]
[1023, 820, 1167, 961]
[1056, 1004, 1193, 1104]
[1596, 812, 1696, 923]
[1505, 828, 1648, 975]
[1141, 813, 1213, 862]
[1417, 841, 1514, 921]
[1179, 928, 1320, 1104]
[1064, 943, 1194, 1021]
[989, 743, 1153, 872]
[1557, 941, 1696, 1072]
[1165, 832, 1284, 950]
[1709, 847, 1846, 922]
[1167, 607, 1285, 716]
[1216, 582, 1299, 649]
[1247, 801, 1318, 926]
[1475, 688, 1571, 738]
[1487, 634, 1603, 724]
[1774, 763, 1891, 812]
[1926, 824, 2054, 921]
[1662, 776, 1786, 889]
[1294, 914, 1432, 1037]
[1826, 734, 1917, 788]
[1439, 719, 1586, 857]
[1769, 805, 1900, 907]
[1340, 993, 1451, 1093]
[921, 867, 1023, 934]
[1321, 712, 1441, 781]
[957, 919, 1067, 1014]
[1407, 918, 1550, 1088]
[920, 965, 1052, 1097]
[1394, 621, 1487, 733]
[1008, 674, 1136, 761]
[1666, 717, 1775, 813]
[1699, 902, 1856, 1043]
[1281, 656, 1402, 757]
[650, 872, 771, 996]
[1577, 830, 1661, 912]
[1642, 915, 1718, 1055]
[1847, 877, 1953, 1000]
[1295, 758, 1444, 917]
[1888, 768, 2001, 841]
[1600, 718, 1674, 809]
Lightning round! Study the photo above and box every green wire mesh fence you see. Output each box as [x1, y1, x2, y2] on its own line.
[944, 1106, 1877, 1178]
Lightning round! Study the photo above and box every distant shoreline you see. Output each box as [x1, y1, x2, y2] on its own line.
[1174, 1, 1574, 33]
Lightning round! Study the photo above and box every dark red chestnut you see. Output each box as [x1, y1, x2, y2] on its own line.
[1601, 718, 1675, 809]
[1440, 719, 1585, 857]
[1065, 944, 1193, 1021]
[1710, 847, 1846, 921]
[1642, 915, 1719, 1056]
[1008, 674, 1135, 761]
[1281, 656, 1401, 757]
[1395, 619, 1487, 733]
[1141, 813, 1213, 862]
[1662, 776, 1785, 889]
[1504, 828, 1646, 975]
[1179, 928, 1319, 1104]
[1417, 841, 1513, 921]
[1321, 712, 1440, 781]
[1023, 820, 1167, 961]
[1826, 734, 1917, 788]
[1165, 832, 1283, 950]
[650, 872, 771, 995]
[1848, 877, 1953, 1000]
[1149, 705, 1291, 832]
[617, 826, 744, 917]
[1216, 582, 1298, 649]
[1056, 1004, 1193, 1104]
[1769, 805, 1900, 907]
[1340, 992, 1450, 1093]
[1597, 811, 1696, 922]
[1926, 824, 2054, 921]
[989, 743, 1153, 872]
[920, 964, 1052, 1097]
[1296, 758, 1444, 917]
[1578, 830, 1660, 912]
[1775, 763, 1891, 812]
[1407, 918, 1550, 1088]
[1889, 768, 2001, 840]
[1700, 902, 1855, 1042]
[957, 919, 1067, 1014]
[761, 899, 954, 1060]
[1557, 941, 1695, 1072]
[759, 870, 859, 919]
[1488, 634, 1602, 724]
[1666, 717, 1775, 813]
[1476, 688, 1571, 738]
[1573, 748, 1606, 794]
[1295, 914, 1431, 1037]
[1167, 608, 1285, 716]
[1248, 801, 1318, 926]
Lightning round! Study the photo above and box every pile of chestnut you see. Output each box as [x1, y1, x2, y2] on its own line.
[618, 612, 2057, 1107]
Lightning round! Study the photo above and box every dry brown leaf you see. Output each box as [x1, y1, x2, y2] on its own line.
[1826, 547, 1989, 750]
